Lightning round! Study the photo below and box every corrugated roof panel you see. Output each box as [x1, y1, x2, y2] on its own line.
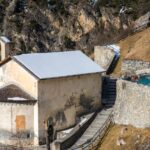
[13, 51, 105, 79]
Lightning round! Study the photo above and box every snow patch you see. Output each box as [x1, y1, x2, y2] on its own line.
[0, 36, 11, 43]
[7, 97, 27, 101]
[79, 118, 87, 126]
[105, 45, 120, 56]
[62, 128, 73, 134]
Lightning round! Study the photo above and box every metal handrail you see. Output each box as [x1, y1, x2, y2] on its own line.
[69, 110, 114, 150]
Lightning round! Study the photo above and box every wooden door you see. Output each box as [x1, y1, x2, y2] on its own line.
[16, 115, 26, 131]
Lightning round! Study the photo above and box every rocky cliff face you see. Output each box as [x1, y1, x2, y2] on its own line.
[0, 0, 149, 55]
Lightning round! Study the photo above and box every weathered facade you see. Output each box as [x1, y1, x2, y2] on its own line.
[0, 84, 37, 146]
[38, 73, 101, 136]
[0, 49, 104, 145]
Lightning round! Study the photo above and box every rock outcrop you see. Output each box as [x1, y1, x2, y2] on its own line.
[0, 0, 149, 55]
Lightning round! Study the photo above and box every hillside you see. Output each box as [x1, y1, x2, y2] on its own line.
[113, 27, 150, 75]
[0, 0, 150, 56]
[120, 27, 150, 62]
[99, 125, 150, 150]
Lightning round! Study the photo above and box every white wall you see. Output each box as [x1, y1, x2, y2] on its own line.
[0, 60, 38, 99]
[0, 103, 35, 146]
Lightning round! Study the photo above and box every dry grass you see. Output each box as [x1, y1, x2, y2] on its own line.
[112, 27, 150, 76]
[98, 125, 150, 150]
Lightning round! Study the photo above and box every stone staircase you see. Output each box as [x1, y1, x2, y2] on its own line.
[69, 108, 112, 150]
[102, 77, 117, 107]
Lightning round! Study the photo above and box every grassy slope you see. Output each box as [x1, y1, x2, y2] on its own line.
[113, 27, 150, 76]
[98, 125, 150, 150]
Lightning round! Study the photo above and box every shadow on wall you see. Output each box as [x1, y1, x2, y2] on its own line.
[79, 93, 94, 112]
[107, 55, 120, 74]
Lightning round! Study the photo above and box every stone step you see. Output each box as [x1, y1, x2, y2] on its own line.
[102, 97, 116, 100]
[103, 89, 116, 92]
[104, 80, 116, 82]
[103, 87, 116, 90]
[85, 128, 99, 133]
[99, 110, 112, 115]
[102, 91, 116, 94]
[105, 84, 116, 87]
[103, 102, 115, 105]
[90, 122, 105, 128]
[104, 79, 117, 82]
[103, 81, 116, 84]
[103, 94, 116, 97]
[91, 121, 105, 128]
[102, 90, 116, 94]
[97, 112, 111, 117]
[103, 93, 116, 96]
[76, 138, 91, 144]
[102, 99, 116, 103]
[106, 99, 116, 101]
[80, 134, 93, 140]
[104, 99, 116, 101]
[105, 84, 116, 86]
[104, 103, 115, 106]
[103, 100, 115, 102]
[84, 130, 99, 136]
[104, 104, 114, 107]
[105, 99, 116, 102]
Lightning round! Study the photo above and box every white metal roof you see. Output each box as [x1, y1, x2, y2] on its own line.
[13, 51, 105, 79]
[0, 36, 11, 43]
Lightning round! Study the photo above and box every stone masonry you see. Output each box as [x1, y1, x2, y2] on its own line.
[114, 79, 150, 128]
[122, 60, 150, 74]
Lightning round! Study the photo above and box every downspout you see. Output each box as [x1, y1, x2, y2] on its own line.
[11, 104, 13, 133]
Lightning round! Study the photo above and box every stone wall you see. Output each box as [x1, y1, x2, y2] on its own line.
[114, 79, 150, 128]
[122, 60, 150, 74]
[136, 69, 150, 75]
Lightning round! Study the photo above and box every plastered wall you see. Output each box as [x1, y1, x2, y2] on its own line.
[38, 73, 102, 140]
[0, 103, 35, 146]
[0, 60, 38, 98]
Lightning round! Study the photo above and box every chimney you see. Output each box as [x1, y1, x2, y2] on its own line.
[0, 36, 12, 61]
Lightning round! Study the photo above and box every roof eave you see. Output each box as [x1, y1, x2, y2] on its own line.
[39, 71, 105, 80]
